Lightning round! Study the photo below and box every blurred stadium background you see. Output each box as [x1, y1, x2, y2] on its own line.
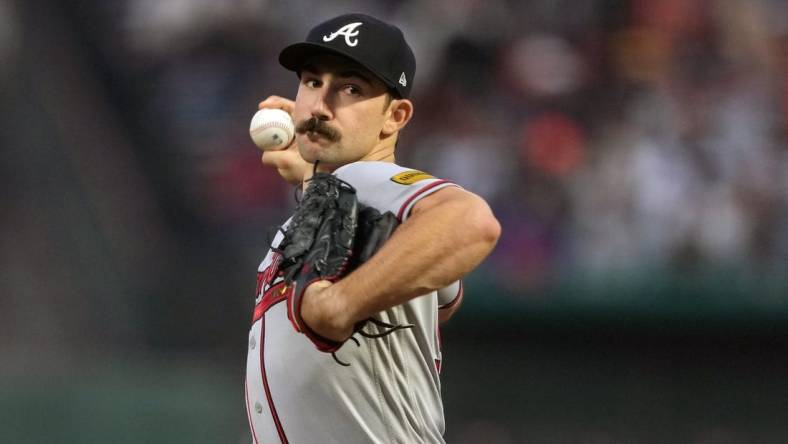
[3, 0, 788, 442]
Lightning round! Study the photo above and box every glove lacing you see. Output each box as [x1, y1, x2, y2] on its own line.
[331, 319, 415, 367]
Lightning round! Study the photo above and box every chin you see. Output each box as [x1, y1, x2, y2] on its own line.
[296, 147, 318, 164]
[300, 147, 339, 167]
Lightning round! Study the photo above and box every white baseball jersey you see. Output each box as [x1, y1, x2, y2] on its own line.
[245, 161, 462, 444]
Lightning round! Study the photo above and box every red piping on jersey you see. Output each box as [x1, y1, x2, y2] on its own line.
[261, 315, 290, 444]
[245, 379, 260, 444]
[251, 278, 290, 444]
[253, 282, 289, 323]
[396, 180, 451, 221]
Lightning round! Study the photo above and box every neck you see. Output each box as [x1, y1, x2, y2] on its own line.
[361, 133, 397, 163]
[311, 134, 398, 177]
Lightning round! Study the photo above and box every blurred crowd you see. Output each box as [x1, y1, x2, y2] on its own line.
[82, 0, 788, 285]
[3, 0, 788, 352]
[4, 4, 788, 442]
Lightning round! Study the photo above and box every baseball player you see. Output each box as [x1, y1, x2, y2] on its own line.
[246, 13, 500, 444]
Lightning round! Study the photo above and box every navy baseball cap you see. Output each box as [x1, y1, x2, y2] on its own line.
[279, 13, 416, 99]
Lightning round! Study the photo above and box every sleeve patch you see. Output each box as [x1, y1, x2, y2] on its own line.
[390, 170, 434, 185]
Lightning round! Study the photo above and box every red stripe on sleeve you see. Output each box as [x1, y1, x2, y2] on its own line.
[396, 180, 451, 221]
[439, 281, 464, 310]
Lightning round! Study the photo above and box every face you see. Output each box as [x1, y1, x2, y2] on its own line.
[293, 54, 394, 170]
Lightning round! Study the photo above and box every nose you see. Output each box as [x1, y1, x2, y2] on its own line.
[309, 88, 333, 121]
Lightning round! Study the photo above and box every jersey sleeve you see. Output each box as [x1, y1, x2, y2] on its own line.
[436, 280, 463, 310]
[333, 161, 458, 221]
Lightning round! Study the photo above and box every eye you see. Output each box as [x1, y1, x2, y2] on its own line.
[343, 84, 362, 96]
[302, 77, 321, 88]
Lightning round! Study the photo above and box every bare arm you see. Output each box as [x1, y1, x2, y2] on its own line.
[302, 186, 500, 341]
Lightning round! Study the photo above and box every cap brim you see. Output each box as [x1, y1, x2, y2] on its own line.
[279, 42, 400, 96]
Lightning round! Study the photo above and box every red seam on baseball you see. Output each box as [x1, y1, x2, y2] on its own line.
[251, 121, 293, 135]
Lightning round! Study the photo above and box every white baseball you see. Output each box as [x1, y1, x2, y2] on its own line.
[249, 108, 295, 151]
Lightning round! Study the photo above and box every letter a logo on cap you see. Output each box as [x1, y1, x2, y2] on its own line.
[399, 72, 407, 87]
[323, 22, 363, 47]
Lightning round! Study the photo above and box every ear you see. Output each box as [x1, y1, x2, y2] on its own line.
[381, 99, 413, 136]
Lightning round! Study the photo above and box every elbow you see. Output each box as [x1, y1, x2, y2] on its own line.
[478, 212, 501, 250]
[483, 214, 502, 247]
[467, 195, 501, 250]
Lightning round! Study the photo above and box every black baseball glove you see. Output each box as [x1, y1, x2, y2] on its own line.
[275, 173, 406, 363]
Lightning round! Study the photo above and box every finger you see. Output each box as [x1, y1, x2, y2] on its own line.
[258, 95, 295, 114]
[258, 95, 288, 108]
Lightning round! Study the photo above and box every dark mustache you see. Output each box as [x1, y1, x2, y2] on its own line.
[295, 117, 341, 142]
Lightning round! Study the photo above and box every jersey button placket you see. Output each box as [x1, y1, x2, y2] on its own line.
[254, 401, 263, 414]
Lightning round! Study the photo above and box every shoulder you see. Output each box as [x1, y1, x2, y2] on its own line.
[333, 161, 447, 190]
[333, 161, 459, 220]
[334, 161, 423, 181]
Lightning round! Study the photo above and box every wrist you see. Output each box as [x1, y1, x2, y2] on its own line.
[327, 278, 372, 329]
[321, 281, 359, 334]
[302, 281, 355, 342]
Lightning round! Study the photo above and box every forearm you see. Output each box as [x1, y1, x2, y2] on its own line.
[329, 189, 499, 325]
